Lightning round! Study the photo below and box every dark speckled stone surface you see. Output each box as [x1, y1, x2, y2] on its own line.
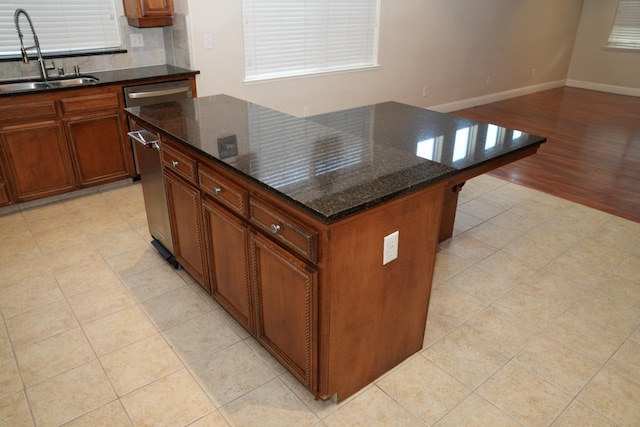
[308, 102, 546, 173]
[125, 95, 545, 223]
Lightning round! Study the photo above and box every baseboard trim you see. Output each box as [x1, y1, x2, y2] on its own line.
[565, 80, 640, 97]
[429, 80, 567, 113]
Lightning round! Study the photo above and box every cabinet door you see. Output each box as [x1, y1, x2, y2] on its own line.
[65, 113, 133, 187]
[250, 232, 317, 390]
[141, 0, 173, 16]
[202, 197, 253, 332]
[164, 170, 208, 288]
[0, 159, 11, 206]
[0, 121, 76, 201]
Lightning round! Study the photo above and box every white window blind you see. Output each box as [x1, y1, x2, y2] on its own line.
[242, 0, 380, 81]
[0, 1, 121, 58]
[608, 0, 640, 49]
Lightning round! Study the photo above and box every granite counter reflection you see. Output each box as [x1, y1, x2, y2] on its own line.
[126, 95, 545, 223]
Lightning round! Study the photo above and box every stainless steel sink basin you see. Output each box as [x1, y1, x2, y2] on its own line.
[47, 76, 99, 88]
[0, 81, 50, 92]
[0, 75, 99, 94]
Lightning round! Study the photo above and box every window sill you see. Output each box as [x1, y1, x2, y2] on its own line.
[243, 65, 381, 85]
[0, 48, 127, 62]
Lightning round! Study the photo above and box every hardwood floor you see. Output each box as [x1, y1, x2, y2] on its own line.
[453, 87, 640, 223]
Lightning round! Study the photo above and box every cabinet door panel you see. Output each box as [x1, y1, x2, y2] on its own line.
[202, 198, 253, 332]
[141, 0, 173, 16]
[165, 171, 208, 288]
[250, 232, 317, 389]
[0, 121, 76, 201]
[65, 114, 132, 186]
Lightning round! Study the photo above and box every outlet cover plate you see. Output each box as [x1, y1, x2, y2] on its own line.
[383, 231, 399, 265]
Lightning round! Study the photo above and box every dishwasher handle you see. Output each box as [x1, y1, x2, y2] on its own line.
[126, 86, 190, 99]
[128, 130, 160, 150]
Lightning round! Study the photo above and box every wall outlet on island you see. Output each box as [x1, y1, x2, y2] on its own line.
[383, 231, 399, 265]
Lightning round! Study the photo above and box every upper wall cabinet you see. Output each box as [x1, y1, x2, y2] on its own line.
[123, 0, 174, 28]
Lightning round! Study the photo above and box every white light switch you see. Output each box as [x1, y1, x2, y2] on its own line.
[204, 34, 213, 50]
[383, 231, 399, 265]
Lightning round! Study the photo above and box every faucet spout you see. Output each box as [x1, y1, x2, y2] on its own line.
[14, 8, 50, 81]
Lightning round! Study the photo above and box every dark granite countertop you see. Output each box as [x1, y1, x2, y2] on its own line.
[0, 64, 198, 97]
[125, 95, 545, 224]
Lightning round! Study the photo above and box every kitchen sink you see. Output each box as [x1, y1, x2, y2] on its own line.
[0, 75, 99, 93]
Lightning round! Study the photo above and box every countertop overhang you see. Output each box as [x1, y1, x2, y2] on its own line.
[125, 95, 546, 223]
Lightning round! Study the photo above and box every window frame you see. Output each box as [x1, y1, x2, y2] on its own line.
[0, 0, 123, 61]
[241, 0, 381, 83]
[607, 0, 640, 51]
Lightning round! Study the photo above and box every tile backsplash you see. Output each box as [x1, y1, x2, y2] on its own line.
[0, 14, 192, 80]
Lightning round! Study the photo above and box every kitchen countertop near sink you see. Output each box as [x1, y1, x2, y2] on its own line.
[0, 64, 199, 97]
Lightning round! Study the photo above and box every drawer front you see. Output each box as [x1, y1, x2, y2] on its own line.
[199, 165, 248, 218]
[162, 143, 197, 184]
[249, 198, 318, 263]
[60, 92, 120, 114]
[0, 100, 57, 123]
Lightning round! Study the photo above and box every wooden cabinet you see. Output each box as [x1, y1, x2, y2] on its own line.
[62, 91, 133, 187]
[123, 0, 174, 27]
[0, 87, 136, 204]
[202, 197, 253, 332]
[149, 128, 443, 402]
[165, 169, 208, 288]
[0, 158, 9, 206]
[250, 231, 317, 390]
[0, 120, 76, 201]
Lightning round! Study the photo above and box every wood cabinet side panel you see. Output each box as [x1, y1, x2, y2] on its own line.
[320, 185, 445, 401]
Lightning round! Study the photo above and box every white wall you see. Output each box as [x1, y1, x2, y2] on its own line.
[185, 0, 584, 115]
[567, 0, 640, 95]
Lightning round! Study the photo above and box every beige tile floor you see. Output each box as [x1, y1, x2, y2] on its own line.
[1, 175, 639, 426]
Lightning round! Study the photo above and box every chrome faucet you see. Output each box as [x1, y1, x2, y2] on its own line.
[14, 8, 54, 80]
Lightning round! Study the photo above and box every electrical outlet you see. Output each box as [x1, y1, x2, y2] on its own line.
[530, 68, 536, 78]
[303, 106, 309, 117]
[485, 75, 491, 85]
[204, 34, 213, 50]
[130, 34, 144, 48]
[422, 86, 429, 97]
[383, 231, 399, 265]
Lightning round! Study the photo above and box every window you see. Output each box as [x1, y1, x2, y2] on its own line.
[0, 1, 121, 59]
[241, 0, 380, 82]
[608, 0, 640, 49]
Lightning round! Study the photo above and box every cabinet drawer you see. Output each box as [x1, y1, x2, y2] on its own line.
[60, 92, 120, 114]
[162, 143, 197, 184]
[0, 100, 56, 123]
[249, 198, 318, 263]
[199, 165, 248, 217]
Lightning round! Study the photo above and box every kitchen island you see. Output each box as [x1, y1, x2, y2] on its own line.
[125, 95, 545, 401]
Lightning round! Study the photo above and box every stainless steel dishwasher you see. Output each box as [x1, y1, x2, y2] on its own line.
[124, 79, 193, 175]
[128, 128, 178, 267]
[124, 80, 193, 268]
